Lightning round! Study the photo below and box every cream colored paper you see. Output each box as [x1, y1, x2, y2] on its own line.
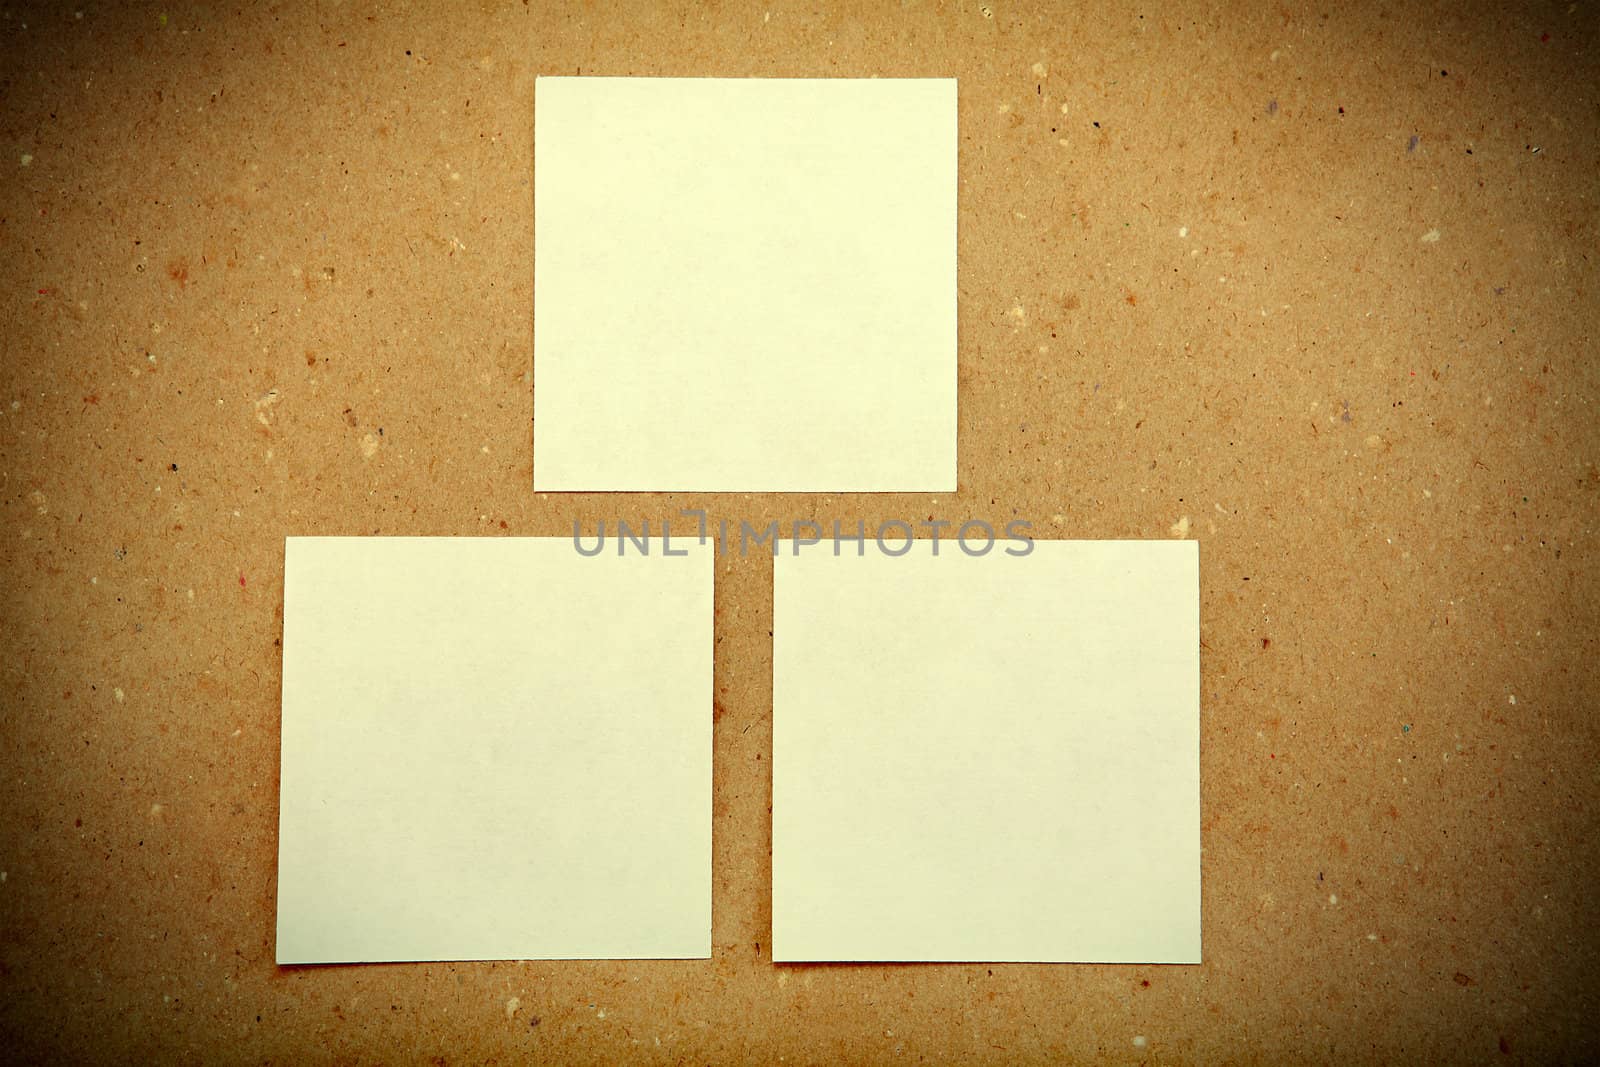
[276, 537, 712, 963]
[772, 540, 1201, 963]
[533, 77, 956, 491]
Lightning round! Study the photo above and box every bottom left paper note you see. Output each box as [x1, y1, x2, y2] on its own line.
[275, 536, 712, 963]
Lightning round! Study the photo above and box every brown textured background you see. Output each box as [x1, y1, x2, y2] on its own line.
[2, 1, 1597, 1062]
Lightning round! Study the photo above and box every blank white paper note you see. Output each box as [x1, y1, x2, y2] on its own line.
[533, 77, 957, 492]
[276, 537, 712, 963]
[772, 540, 1200, 963]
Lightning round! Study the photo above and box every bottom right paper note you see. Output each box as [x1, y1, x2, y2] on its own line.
[772, 538, 1201, 963]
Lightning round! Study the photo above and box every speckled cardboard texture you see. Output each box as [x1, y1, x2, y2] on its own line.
[2, 2, 1597, 1063]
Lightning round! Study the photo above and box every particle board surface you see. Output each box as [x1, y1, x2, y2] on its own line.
[1, 2, 1597, 1063]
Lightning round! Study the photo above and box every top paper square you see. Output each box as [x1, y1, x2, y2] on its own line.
[534, 78, 956, 492]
